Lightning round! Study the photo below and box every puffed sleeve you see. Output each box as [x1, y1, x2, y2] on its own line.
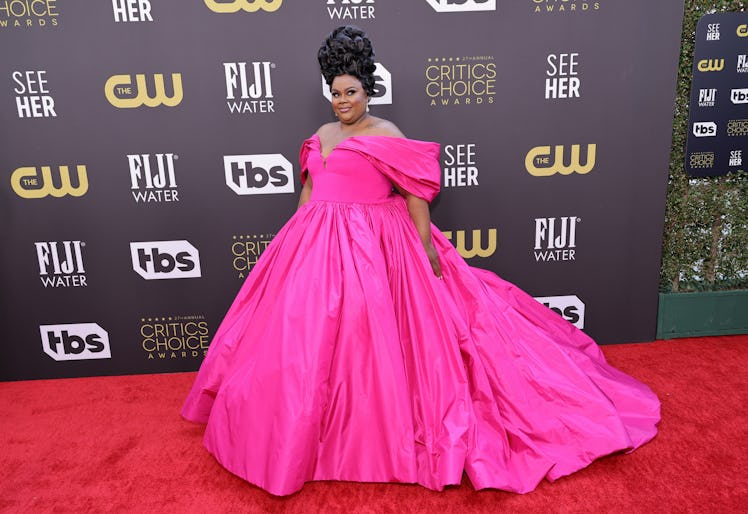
[298, 135, 318, 185]
[345, 137, 441, 202]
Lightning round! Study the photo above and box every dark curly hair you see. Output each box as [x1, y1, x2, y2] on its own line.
[318, 25, 376, 96]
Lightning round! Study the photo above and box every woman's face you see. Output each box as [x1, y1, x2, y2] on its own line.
[330, 74, 368, 125]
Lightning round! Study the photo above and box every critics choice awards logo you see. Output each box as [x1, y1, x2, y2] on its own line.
[545, 53, 581, 100]
[12, 70, 56, 118]
[139, 315, 210, 360]
[0, 0, 58, 28]
[224, 154, 294, 195]
[530, 0, 600, 14]
[525, 144, 596, 177]
[112, 0, 152, 22]
[224, 62, 275, 114]
[322, 63, 392, 105]
[533, 296, 585, 328]
[232, 234, 275, 278]
[425, 0, 495, 12]
[105, 73, 183, 108]
[689, 152, 714, 169]
[35, 241, 86, 287]
[442, 143, 479, 188]
[40, 323, 111, 361]
[325, 0, 375, 20]
[442, 229, 497, 259]
[533, 217, 579, 262]
[738, 24, 748, 37]
[727, 119, 748, 137]
[204, 0, 282, 13]
[130, 240, 201, 280]
[10, 165, 88, 199]
[128, 153, 179, 203]
[425, 56, 496, 107]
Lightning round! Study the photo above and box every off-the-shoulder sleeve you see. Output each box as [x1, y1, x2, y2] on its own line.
[298, 136, 318, 185]
[345, 137, 441, 202]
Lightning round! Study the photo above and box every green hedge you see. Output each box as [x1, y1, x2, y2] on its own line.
[661, 0, 748, 292]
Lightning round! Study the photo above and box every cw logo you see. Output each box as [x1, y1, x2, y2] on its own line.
[425, 0, 495, 12]
[204, 0, 282, 13]
[697, 59, 724, 72]
[11, 166, 88, 199]
[442, 229, 497, 259]
[525, 144, 596, 177]
[105, 74, 183, 108]
[737, 24, 748, 37]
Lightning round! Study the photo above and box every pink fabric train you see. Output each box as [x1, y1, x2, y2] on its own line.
[182, 135, 660, 496]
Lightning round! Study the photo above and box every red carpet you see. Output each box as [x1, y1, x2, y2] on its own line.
[1, 335, 746, 513]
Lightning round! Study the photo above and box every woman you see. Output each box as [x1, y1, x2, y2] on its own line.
[182, 26, 660, 496]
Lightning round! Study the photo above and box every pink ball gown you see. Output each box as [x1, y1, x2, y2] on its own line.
[181, 134, 660, 496]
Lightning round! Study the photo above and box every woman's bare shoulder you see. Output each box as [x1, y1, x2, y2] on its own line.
[366, 117, 405, 138]
[315, 122, 338, 137]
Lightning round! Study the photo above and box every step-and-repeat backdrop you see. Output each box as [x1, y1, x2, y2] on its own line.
[685, 12, 748, 177]
[1, 0, 685, 381]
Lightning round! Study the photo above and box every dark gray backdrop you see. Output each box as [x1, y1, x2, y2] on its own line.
[0, 0, 685, 381]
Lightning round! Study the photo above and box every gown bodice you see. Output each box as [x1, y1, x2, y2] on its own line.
[300, 134, 442, 203]
[306, 139, 397, 204]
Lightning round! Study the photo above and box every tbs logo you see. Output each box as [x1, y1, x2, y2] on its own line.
[692, 122, 717, 137]
[130, 240, 201, 280]
[322, 63, 392, 105]
[534, 295, 585, 329]
[731, 89, 748, 104]
[41, 323, 111, 361]
[224, 154, 294, 195]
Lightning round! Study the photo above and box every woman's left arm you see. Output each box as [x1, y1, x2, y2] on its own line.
[402, 191, 443, 279]
[375, 121, 442, 277]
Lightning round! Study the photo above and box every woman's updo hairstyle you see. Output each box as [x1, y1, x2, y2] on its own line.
[318, 25, 377, 97]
